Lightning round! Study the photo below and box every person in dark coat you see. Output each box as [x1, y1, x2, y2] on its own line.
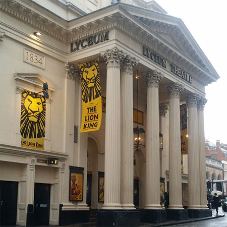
[164, 192, 169, 209]
[213, 193, 220, 214]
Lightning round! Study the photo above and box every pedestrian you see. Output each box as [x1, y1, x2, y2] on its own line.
[164, 192, 169, 209]
[213, 193, 220, 214]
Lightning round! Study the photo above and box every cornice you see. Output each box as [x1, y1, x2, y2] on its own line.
[0, 0, 70, 42]
[0, 144, 68, 161]
[0, 1, 218, 85]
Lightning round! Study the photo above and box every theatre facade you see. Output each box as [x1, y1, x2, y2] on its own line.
[0, 0, 219, 226]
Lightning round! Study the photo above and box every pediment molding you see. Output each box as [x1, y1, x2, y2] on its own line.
[14, 73, 55, 98]
[0, 1, 219, 85]
[0, 143, 68, 162]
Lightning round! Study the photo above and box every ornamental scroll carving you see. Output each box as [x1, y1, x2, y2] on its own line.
[0, 31, 4, 42]
[167, 83, 183, 98]
[197, 97, 207, 111]
[102, 47, 125, 69]
[186, 94, 199, 108]
[66, 63, 80, 83]
[144, 70, 163, 88]
[29, 157, 36, 171]
[159, 104, 168, 117]
[61, 161, 65, 173]
[121, 55, 138, 75]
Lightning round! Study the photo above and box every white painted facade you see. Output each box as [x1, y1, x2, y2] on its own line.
[0, 0, 219, 225]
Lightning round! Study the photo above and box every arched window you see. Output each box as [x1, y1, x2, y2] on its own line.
[212, 173, 216, 180]
[218, 174, 221, 180]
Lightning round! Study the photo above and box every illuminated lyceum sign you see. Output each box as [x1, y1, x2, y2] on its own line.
[143, 46, 192, 83]
[71, 31, 109, 52]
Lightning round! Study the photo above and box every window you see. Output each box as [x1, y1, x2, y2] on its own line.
[133, 109, 143, 125]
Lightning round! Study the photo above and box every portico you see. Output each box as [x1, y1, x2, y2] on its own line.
[0, 1, 218, 226]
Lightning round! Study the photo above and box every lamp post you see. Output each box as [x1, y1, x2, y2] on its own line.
[133, 71, 145, 154]
[159, 133, 163, 151]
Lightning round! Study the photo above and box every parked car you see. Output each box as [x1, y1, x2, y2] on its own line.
[221, 197, 227, 211]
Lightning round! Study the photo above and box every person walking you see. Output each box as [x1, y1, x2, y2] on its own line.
[213, 193, 220, 215]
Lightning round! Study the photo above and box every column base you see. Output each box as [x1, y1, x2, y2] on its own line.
[187, 209, 212, 218]
[141, 209, 167, 224]
[59, 204, 90, 226]
[97, 209, 141, 226]
[167, 209, 188, 221]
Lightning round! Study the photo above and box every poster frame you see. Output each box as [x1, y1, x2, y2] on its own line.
[98, 171, 104, 203]
[69, 166, 84, 201]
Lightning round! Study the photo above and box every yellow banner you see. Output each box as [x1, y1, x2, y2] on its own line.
[20, 89, 46, 150]
[180, 104, 188, 154]
[80, 59, 102, 132]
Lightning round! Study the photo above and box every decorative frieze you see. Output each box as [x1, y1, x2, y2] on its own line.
[144, 70, 163, 87]
[102, 47, 125, 68]
[121, 55, 138, 74]
[167, 83, 183, 98]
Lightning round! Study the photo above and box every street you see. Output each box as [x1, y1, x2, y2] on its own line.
[164, 207, 227, 227]
[168, 217, 227, 227]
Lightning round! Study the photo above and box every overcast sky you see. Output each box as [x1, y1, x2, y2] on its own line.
[155, 0, 227, 144]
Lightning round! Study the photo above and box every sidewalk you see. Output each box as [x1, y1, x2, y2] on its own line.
[79, 208, 225, 227]
[1, 208, 225, 227]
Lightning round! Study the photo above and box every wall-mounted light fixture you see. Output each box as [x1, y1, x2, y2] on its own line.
[34, 32, 41, 36]
[42, 82, 49, 98]
[38, 82, 49, 98]
[159, 133, 163, 151]
[133, 71, 145, 153]
[48, 158, 58, 165]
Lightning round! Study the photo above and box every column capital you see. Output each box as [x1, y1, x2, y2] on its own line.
[197, 97, 207, 111]
[186, 93, 199, 108]
[144, 70, 163, 88]
[66, 63, 80, 83]
[159, 103, 168, 117]
[167, 83, 183, 98]
[102, 47, 125, 68]
[121, 55, 138, 75]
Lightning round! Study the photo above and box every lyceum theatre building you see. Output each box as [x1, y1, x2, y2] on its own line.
[0, 0, 219, 226]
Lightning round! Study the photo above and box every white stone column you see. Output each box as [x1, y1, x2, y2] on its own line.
[167, 83, 183, 209]
[198, 97, 208, 209]
[144, 70, 163, 209]
[102, 47, 124, 209]
[120, 55, 137, 209]
[187, 94, 200, 209]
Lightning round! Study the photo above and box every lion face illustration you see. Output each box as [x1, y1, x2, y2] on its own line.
[80, 60, 101, 103]
[20, 90, 46, 139]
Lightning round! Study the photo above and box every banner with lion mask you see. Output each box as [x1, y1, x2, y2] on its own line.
[79, 59, 102, 132]
[20, 89, 46, 150]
